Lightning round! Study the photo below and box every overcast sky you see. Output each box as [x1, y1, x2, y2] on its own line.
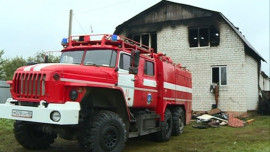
[0, 0, 269, 75]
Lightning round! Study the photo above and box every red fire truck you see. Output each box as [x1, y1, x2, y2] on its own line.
[0, 34, 192, 152]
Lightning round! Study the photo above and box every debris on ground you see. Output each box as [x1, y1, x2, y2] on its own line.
[192, 108, 254, 129]
[192, 111, 206, 119]
[246, 119, 255, 125]
[207, 108, 222, 115]
[228, 115, 244, 127]
[219, 121, 227, 126]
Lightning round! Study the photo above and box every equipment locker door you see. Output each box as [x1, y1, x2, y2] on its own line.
[133, 59, 157, 108]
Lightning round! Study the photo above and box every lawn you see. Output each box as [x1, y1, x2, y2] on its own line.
[0, 116, 269, 152]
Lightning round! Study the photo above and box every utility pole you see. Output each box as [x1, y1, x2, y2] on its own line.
[68, 9, 73, 39]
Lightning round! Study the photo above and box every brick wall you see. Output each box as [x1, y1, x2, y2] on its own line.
[157, 21, 252, 112]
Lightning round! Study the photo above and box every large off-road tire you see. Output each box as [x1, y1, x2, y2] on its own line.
[79, 110, 126, 152]
[14, 121, 57, 150]
[152, 109, 172, 142]
[171, 107, 185, 136]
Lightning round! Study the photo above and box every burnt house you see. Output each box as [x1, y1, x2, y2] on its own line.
[114, 0, 265, 113]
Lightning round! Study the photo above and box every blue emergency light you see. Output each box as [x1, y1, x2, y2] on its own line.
[61, 38, 68, 46]
[111, 35, 118, 41]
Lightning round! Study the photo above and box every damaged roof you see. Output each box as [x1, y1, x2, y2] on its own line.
[114, 0, 265, 62]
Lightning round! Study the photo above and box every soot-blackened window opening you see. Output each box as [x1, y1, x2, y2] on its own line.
[189, 26, 219, 47]
[131, 33, 157, 53]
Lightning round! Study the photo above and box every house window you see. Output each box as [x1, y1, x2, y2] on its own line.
[131, 33, 157, 53]
[144, 61, 154, 76]
[119, 53, 130, 71]
[212, 66, 227, 85]
[189, 26, 220, 47]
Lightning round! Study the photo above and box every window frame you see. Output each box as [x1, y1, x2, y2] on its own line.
[118, 52, 131, 71]
[188, 26, 220, 48]
[144, 60, 155, 76]
[131, 33, 157, 53]
[83, 49, 117, 67]
[211, 66, 227, 86]
[60, 50, 84, 64]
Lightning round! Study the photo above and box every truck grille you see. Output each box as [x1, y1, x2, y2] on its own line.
[14, 73, 46, 98]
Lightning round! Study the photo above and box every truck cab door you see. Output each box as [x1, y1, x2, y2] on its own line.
[118, 52, 135, 107]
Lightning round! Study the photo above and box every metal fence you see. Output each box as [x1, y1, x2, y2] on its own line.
[0, 81, 11, 104]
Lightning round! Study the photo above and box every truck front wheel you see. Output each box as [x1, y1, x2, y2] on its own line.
[14, 121, 57, 150]
[79, 110, 126, 152]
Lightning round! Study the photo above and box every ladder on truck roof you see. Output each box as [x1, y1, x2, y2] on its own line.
[63, 34, 154, 54]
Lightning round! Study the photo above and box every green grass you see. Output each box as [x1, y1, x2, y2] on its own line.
[0, 116, 269, 152]
[124, 116, 270, 152]
[0, 119, 16, 151]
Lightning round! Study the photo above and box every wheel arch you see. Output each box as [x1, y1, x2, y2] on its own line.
[167, 104, 186, 125]
[80, 87, 130, 129]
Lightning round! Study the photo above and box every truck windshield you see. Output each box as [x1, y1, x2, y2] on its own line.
[60, 51, 84, 64]
[84, 50, 117, 67]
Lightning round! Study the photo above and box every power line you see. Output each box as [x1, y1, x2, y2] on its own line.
[71, 0, 131, 34]
[73, 15, 87, 34]
[76, 0, 131, 15]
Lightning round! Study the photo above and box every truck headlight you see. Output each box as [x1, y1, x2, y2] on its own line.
[50, 111, 61, 122]
[69, 90, 78, 101]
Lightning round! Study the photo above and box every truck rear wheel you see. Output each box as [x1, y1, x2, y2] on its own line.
[79, 110, 126, 152]
[14, 121, 57, 150]
[152, 109, 172, 142]
[171, 107, 185, 136]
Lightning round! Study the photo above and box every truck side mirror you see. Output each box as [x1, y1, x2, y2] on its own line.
[129, 50, 140, 74]
[130, 50, 140, 67]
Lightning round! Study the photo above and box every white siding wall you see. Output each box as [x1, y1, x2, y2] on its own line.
[245, 54, 259, 110]
[260, 74, 270, 91]
[157, 21, 249, 112]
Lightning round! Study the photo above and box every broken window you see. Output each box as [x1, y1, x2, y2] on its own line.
[212, 66, 227, 85]
[189, 26, 219, 47]
[132, 33, 157, 53]
[133, 35, 140, 44]
[189, 28, 198, 47]
[199, 28, 209, 47]
[210, 27, 220, 46]
[144, 61, 154, 76]
[142, 34, 149, 46]
[151, 33, 157, 52]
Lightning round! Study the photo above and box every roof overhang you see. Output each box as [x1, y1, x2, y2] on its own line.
[114, 0, 266, 62]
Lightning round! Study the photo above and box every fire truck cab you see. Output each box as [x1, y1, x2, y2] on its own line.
[0, 34, 192, 152]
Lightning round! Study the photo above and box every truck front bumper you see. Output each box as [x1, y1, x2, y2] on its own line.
[0, 98, 80, 125]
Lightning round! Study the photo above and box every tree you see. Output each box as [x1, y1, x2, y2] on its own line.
[0, 50, 60, 81]
[27, 51, 60, 63]
[0, 50, 7, 80]
[2, 56, 26, 80]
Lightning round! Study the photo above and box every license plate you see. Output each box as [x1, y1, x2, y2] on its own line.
[12, 109, 33, 118]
